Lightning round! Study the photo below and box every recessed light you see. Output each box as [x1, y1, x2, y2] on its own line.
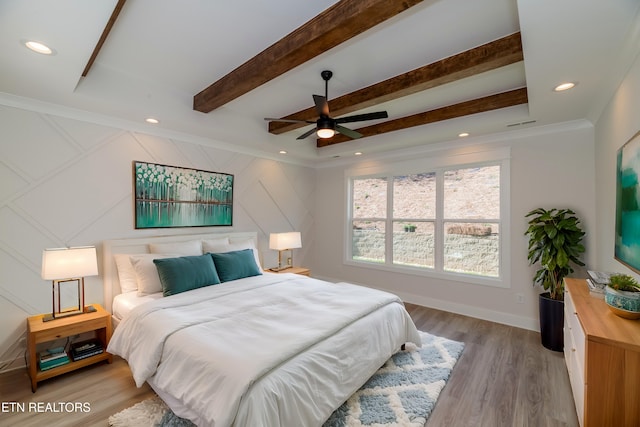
[23, 40, 54, 55]
[145, 118, 159, 124]
[458, 132, 469, 138]
[279, 150, 287, 154]
[554, 82, 575, 92]
[354, 152, 362, 156]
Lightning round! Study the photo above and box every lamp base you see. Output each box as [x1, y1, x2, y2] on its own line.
[269, 265, 292, 272]
[42, 308, 85, 322]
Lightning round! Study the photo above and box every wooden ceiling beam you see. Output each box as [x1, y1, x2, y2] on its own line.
[81, 0, 127, 77]
[316, 87, 529, 147]
[193, 0, 425, 113]
[269, 32, 523, 135]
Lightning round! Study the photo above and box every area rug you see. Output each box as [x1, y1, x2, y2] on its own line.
[108, 331, 464, 427]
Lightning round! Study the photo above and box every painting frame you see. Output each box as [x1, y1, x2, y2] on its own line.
[133, 161, 233, 229]
[615, 130, 640, 274]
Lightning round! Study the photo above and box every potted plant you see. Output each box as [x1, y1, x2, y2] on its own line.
[525, 208, 585, 351]
[605, 274, 640, 319]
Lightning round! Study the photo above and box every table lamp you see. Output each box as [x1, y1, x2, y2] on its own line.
[269, 232, 302, 271]
[41, 246, 98, 322]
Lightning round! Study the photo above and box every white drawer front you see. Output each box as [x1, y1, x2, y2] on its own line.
[564, 290, 585, 426]
[565, 292, 585, 369]
[567, 309, 585, 374]
[569, 348, 585, 427]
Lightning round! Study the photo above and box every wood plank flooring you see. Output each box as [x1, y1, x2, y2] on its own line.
[405, 303, 578, 427]
[0, 303, 578, 426]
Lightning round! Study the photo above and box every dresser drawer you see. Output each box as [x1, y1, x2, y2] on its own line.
[565, 291, 585, 374]
[568, 350, 585, 427]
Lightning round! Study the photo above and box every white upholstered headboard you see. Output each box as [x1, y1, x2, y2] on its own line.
[102, 231, 259, 313]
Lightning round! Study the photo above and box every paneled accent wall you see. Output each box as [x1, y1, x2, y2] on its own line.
[0, 105, 315, 372]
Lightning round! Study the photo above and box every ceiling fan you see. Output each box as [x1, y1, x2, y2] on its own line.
[265, 70, 388, 140]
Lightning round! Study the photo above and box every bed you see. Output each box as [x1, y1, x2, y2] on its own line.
[103, 232, 421, 427]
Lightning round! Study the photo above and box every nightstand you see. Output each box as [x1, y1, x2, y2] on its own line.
[26, 303, 112, 392]
[269, 266, 310, 277]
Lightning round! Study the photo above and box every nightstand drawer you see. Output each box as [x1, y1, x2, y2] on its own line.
[34, 317, 109, 342]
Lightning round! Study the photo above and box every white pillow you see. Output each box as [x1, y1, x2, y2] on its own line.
[130, 253, 180, 296]
[202, 239, 230, 254]
[149, 239, 202, 256]
[228, 238, 263, 272]
[201, 237, 229, 252]
[203, 237, 263, 271]
[114, 254, 138, 293]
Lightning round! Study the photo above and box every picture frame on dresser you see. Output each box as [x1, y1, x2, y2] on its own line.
[133, 161, 233, 229]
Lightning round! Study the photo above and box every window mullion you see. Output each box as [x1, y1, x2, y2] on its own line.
[386, 175, 393, 266]
[434, 169, 444, 271]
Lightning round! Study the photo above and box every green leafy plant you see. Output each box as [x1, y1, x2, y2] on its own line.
[525, 208, 586, 300]
[608, 274, 640, 292]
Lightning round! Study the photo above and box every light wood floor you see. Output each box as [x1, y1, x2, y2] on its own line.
[0, 304, 578, 427]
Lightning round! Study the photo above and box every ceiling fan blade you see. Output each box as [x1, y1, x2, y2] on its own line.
[313, 94, 330, 117]
[296, 127, 319, 140]
[264, 118, 314, 123]
[335, 111, 388, 124]
[336, 124, 362, 139]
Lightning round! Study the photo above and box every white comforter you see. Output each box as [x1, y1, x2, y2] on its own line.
[108, 273, 421, 427]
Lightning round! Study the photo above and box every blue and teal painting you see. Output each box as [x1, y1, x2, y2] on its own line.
[134, 162, 233, 228]
[615, 134, 640, 273]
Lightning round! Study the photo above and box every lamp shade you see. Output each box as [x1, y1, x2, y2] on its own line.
[41, 246, 98, 280]
[269, 232, 302, 251]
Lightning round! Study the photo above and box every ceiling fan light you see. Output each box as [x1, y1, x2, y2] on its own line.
[317, 128, 335, 138]
[316, 116, 335, 138]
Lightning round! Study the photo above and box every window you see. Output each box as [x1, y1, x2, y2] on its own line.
[347, 152, 509, 287]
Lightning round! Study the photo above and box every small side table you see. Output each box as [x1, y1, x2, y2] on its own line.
[269, 266, 310, 277]
[27, 303, 112, 392]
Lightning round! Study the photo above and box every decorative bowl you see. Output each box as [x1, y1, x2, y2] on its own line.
[605, 287, 640, 319]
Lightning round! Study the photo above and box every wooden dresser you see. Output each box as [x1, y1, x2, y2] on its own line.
[564, 278, 640, 426]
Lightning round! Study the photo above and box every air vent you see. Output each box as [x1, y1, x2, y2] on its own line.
[507, 120, 537, 128]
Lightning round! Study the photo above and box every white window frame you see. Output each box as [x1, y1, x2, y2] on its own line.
[345, 147, 511, 288]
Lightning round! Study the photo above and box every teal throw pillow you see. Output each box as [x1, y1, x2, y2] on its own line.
[154, 254, 221, 297]
[210, 249, 262, 282]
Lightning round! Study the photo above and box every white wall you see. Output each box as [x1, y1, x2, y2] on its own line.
[313, 123, 596, 331]
[594, 46, 640, 276]
[0, 105, 315, 371]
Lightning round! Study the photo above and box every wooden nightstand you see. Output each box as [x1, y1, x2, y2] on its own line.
[269, 266, 310, 276]
[26, 303, 112, 392]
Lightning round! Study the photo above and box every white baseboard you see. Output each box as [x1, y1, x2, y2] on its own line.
[316, 274, 539, 332]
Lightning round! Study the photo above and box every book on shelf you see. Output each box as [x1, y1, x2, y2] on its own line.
[39, 350, 68, 363]
[70, 339, 104, 361]
[71, 347, 104, 361]
[39, 354, 70, 371]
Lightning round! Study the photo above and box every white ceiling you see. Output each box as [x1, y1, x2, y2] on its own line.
[1, 0, 639, 165]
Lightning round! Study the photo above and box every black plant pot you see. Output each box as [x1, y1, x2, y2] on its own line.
[539, 293, 564, 352]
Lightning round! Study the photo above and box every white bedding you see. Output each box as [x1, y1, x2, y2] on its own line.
[112, 291, 162, 320]
[108, 273, 420, 427]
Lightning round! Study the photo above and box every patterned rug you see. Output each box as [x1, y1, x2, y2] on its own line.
[109, 331, 464, 427]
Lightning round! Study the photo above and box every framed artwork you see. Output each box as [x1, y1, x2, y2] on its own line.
[134, 161, 233, 229]
[615, 130, 640, 273]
